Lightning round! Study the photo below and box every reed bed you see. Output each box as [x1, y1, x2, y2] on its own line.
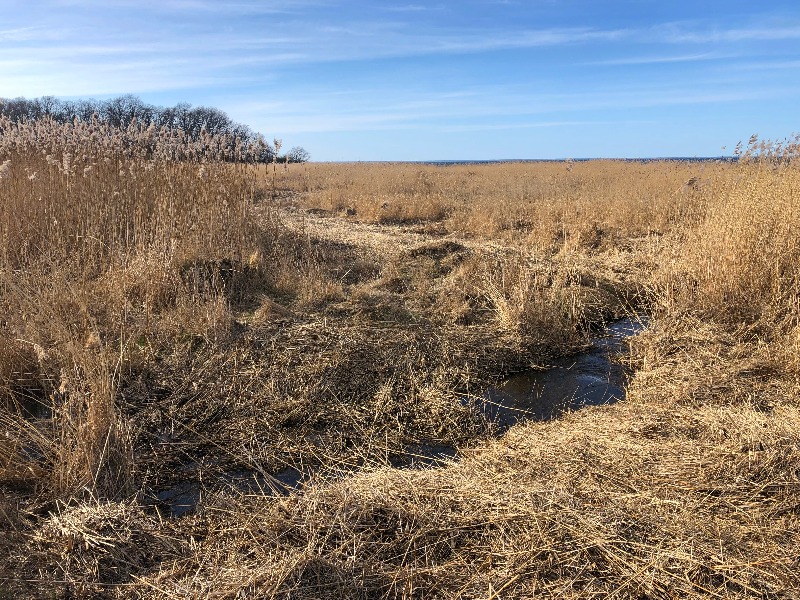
[0, 116, 263, 501]
[281, 160, 716, 246]
[2, 122, 799, 598]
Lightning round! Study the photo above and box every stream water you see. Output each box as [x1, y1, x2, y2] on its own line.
[155, 316, 646, 516]
[478, 316, 645, 429]
[156, 466, 302, 517]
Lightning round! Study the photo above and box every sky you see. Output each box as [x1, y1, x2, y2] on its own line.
[1, 1, 800, 161]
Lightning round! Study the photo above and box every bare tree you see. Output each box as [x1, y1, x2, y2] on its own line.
[287, 146, 310, 163]
[0, 94, 305, 163]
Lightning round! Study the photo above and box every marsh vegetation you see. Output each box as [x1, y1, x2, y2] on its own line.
[1, 118, 799, 598]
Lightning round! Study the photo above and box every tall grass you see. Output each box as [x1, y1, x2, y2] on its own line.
[4, 119, 800, 597]
[0, 116, 261, 498]
[125, 150, 800, 599]
[281, 160, 713, 246]
[653, 145, 800, 379]
[0, 116, 256, 270]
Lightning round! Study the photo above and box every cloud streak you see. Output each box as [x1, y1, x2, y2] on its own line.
[663, 24, 800, 44]
[588, 52, 737, 66]
[49, 0, 332, 14]
[231, 79, 794, 135]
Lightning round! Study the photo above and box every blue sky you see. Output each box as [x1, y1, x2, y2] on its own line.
[1, 1, 800, 160]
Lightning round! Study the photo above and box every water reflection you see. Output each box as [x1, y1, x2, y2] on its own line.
[481, 317, 645, 429]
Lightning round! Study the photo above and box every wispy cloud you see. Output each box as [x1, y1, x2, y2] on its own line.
[662, 24, 800, 44]
[0, 19, 636, 98]
[383, 4, 443, 12]
[0, 26, 69, 42]
[0, 27, 39, 42]
[726, 59, 800, 71]
[432, 27, 628, 53]
[232, 79, 794, 135]
[49, 0, 331, 14]
[588, 52, 737, 66]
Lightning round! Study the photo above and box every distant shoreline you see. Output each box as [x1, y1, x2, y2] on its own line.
[318, 156, 737, 165]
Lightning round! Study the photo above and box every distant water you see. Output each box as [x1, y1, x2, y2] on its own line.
[329, 157, 736, 166]
[319, 157, 737, 166]
[413, 157, 737, 166]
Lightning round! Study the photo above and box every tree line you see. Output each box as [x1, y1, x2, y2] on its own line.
[0, 94, 309, 163]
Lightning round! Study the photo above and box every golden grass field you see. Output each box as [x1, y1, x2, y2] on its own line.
[1, 117, 799, 598]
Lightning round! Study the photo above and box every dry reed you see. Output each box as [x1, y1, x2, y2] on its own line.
[280, 160, 714, 247]
[2, 124, 799, 598]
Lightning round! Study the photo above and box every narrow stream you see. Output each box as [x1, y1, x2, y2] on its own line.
[156, 316, 646, 516]
[478, 316, 645, 429]
[156, 466, 302, 517]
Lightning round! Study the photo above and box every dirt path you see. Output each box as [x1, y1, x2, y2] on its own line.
[282, 207, 430, 253]
[267, 202, 516, 261]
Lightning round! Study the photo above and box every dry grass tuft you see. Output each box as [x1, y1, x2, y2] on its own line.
[657, 164, 800, 331]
